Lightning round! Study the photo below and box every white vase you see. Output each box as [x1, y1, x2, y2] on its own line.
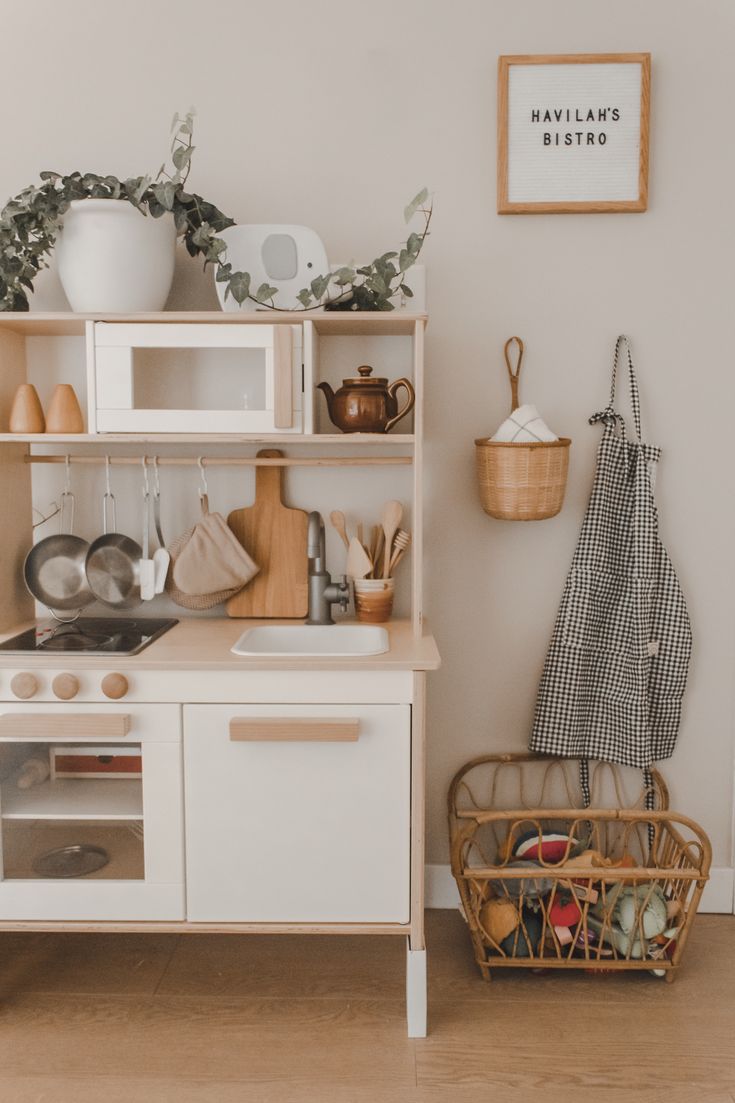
[56, 199, 177, 312]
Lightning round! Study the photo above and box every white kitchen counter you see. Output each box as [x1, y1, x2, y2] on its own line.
[0, 617, 440, 673]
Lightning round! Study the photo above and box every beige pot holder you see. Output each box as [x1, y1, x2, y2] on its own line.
[165, 495, 259, 610]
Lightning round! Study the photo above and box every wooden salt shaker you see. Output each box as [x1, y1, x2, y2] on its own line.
[8, 383, 45, 433]
[45, 384, 84, 433]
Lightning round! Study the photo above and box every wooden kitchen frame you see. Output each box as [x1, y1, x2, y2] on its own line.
[498, 52, 651, 214]
[0, 311, 437, 1038]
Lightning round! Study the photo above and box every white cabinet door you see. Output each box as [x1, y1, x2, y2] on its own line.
[0, 704, 184, 921]
[183, 704, 411, 923]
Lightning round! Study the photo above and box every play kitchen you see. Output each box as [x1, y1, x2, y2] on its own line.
[0, 309, 437, 1038]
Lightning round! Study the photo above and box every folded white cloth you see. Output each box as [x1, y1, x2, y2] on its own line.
[491, 403, 558, 443]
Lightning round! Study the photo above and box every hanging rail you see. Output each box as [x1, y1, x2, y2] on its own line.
[24, 454, 412, 468]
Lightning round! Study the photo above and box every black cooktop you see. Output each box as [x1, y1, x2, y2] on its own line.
[0, 618, 179, 656]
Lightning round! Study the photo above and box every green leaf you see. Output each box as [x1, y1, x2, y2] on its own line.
[172, 145, 194, 171]
[256, 282, 278, 302]
[152, 181, 178, 210]
[331, 266, 355, 287]
[228, 271, 251, 304]
[215, 261, 232, 283]
[404, 187, 428, 223]
[297, 288, 313, 308]
[406, 232, 422, 255]
[191, 222, 213, 249]
[399, 283, 414, 297]
[310, 274, 331, 299]
[367, 273, 387, 296]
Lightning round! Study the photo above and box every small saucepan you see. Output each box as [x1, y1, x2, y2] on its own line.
[24, 487, 95, 618]
[85, 462, 142, 609]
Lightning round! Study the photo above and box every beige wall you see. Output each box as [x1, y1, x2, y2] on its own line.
[3, 0, 734, 865]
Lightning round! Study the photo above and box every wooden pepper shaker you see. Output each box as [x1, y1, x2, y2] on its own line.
[45, 384, 84, 433]
[8, 383, 45, 433]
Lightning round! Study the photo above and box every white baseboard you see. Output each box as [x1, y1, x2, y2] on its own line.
[425, 863, 734, 914]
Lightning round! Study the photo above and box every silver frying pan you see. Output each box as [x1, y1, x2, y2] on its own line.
[24, 461, 95, 619]
[85, 483, 142, 610]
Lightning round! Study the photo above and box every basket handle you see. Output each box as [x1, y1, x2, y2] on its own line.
[504, 336, 524, 412]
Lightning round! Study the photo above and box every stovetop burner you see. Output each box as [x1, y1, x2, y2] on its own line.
[0, 618, 179, 656]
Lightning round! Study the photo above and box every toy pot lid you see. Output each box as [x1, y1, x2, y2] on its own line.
[341, 365, 388, 387]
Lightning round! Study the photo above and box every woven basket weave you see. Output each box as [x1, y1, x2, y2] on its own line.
[475, 437, 571, 520]
[476, 337, 571, 521]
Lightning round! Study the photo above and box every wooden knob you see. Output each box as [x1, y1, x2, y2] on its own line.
[101, 673, 128, 700]
[52, 673, 80, 700]
[11, 672, 39, 699]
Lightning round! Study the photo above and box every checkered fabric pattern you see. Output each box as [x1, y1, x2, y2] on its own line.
[530, 337, 692, 777]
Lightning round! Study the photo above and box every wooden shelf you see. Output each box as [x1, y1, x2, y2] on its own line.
[0, 432, 415, 445]
[25, 454, 413, 468]
[0, 311, 427, 338]
[0, 778, 143, 821]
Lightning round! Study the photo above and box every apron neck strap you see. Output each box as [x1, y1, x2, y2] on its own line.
[590, 335, 643, 442]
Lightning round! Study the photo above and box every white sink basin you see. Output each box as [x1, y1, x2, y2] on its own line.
[231, 624, 389, 658]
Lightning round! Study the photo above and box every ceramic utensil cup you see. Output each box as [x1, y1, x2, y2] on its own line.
[353, 578, 394, 623]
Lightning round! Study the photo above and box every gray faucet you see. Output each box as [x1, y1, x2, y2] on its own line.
[306, 511, 350, 625]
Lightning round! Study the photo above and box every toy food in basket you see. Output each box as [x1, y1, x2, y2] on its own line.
[448, 754, 711, 982]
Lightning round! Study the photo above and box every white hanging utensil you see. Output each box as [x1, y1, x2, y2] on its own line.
[139, 458, 155, 601]
[346, 536, 373, 580]
[151, 457, 170, 594]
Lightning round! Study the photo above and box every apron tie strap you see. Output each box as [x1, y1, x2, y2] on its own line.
[589, 406, 627, 436]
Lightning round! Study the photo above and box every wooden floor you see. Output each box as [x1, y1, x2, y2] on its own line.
[0, 910, 733, 1102]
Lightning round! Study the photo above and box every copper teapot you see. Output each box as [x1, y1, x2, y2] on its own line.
[318, 365, 415, 434]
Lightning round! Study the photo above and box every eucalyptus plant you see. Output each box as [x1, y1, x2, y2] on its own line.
[0, 113, 431, 313]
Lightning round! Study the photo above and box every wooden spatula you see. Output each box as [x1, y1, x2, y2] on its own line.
[329, 510, 350, 550]
[346, 536, 372, 580]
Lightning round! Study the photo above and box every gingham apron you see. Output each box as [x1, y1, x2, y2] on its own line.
[530, 336, 692, 805]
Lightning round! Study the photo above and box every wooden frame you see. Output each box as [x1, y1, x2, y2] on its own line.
[498, 53, 651, 214]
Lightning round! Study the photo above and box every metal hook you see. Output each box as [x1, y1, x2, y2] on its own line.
[141, 454, 150, 497]
[63, 454, 71, 495]
[197, 456, 208, 498]
[104, 455, 112, 495]
[151, 456, 161, 498]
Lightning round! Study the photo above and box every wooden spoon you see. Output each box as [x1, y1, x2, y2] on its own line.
[329, 510, 350, 550]
[381, 500, 403, 579]
[346, 536, 373, 580]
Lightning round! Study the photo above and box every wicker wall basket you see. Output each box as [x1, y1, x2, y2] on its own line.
[448, 754, 711, 983]
[475, 337, 571, 521]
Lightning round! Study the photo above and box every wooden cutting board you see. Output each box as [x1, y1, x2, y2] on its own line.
[226, 449, 308, 618]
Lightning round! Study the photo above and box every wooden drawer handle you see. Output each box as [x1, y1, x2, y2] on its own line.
[0, 714, 131, 739]
[229, 718, 360, 743]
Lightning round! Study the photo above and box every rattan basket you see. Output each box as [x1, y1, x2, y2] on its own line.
[448, 754, 711, 982]
[475, 337, 571, 521]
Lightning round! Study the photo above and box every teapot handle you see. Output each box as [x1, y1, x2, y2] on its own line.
[385, 378, 416, 433]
